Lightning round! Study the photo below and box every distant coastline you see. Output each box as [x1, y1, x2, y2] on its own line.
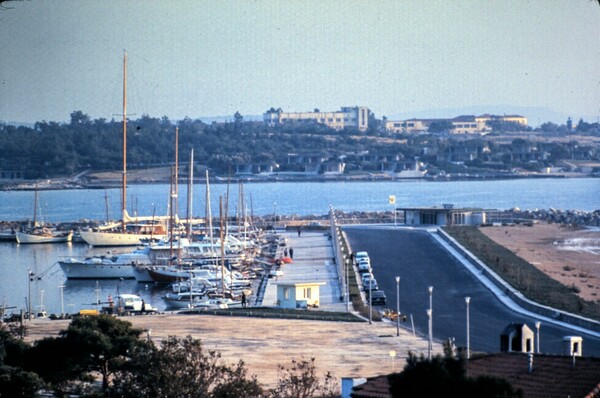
[1, 169, 594, 191]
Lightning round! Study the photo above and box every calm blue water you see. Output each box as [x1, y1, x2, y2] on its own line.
[0, 178, 598, 316]
[1, 178, 598, 223]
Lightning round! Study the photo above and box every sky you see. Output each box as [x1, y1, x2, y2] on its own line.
[0, 0, 599, 126]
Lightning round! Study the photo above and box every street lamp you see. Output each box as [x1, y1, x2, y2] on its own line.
[535, 321, 541, 354]
[345, 257, 350, 313]
[465, 296, 471, 359]
[428, 286, 433, 358]
[368, 274, 373, 324]
[395, 276, 401, 336]
[27, 270, 35, 320]
[58, 284, 65, 318]
[427, 309, 432, 360]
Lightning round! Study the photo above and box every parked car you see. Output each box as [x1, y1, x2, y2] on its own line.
[363, 278, 378, 292]
[355, 251, 369, 264]
[361, 272, 374, 285]
[357, 259, 371, 273]
[368, 290, 387, 306]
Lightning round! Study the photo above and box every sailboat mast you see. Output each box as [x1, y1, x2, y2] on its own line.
[174, 127, 179, 217]
[33, 188, 38, 227]
[121, 51, 128, 230]
[219, 196, 225, 295]
[186, 149, 194, 240]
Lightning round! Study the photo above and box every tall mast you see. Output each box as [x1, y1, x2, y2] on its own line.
[186, 149, 194, 240]
[121, 51, 128, 229]
[219, 196, 225, 295]
[174, 126, 179, 217]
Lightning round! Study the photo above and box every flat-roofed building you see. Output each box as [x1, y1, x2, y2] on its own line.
[264, 106, 369, 131]
[385, 114, 527, 134]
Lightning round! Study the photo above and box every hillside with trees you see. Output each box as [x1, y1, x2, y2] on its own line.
[0, 111, 599, 182]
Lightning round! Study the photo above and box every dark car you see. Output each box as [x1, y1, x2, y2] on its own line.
[368, 290, 387, 306]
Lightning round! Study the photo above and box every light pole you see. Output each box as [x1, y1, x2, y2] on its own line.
[535, 321, 541, 354]
[345, 257, 350, 313]
[428, 286, 433, 359]
[395, 276, 401, 336]
[465, 296, 471, 359]
[427, 309, 432, 360]
[59, 284, 65, 318]
[27, 270, 34, 320]
[368, 274, 372, 324]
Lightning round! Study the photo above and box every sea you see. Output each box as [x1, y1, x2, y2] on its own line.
[0, 177, 598, 316]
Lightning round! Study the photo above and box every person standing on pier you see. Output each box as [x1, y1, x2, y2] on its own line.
[289, 247, 294, 259]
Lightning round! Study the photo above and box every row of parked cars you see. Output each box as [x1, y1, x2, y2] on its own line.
[355, 251, 387, 306]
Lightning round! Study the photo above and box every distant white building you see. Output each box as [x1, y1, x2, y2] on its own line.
[385, 114, 528, 134]
[264, 106, 369, 132]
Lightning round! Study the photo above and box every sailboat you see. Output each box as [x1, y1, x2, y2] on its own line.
[16, 188, 73, 244]
[79, 52, 169, 247]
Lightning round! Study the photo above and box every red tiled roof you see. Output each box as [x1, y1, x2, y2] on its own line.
[467, 353, 600, 398]
[351, 375, 392, 398]
[351, 353, 600, 398]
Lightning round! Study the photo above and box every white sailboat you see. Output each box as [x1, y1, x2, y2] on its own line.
[79, 52, 169, 247]
[16, 188, 73, 244]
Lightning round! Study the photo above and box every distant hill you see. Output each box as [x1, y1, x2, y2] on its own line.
[387, 105, 598, 127]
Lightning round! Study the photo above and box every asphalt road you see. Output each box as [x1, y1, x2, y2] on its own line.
[344, 226, 600, 357]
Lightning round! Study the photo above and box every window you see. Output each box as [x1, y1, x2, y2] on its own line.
[284, 288, 290, 300]
[303, 288, 312, 299]
[336, 118, 341, 122]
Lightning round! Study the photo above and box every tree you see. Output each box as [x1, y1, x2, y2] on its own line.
[428, 120, 454, 133]
[267, 358, 337, 398]
[111, 335, 263, 398]
[0, 325, 44, 397]
[56, 315, 144, 391]
[388, 352, 521, 398]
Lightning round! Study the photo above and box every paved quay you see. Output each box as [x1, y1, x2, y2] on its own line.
[261, 229, 347, 311]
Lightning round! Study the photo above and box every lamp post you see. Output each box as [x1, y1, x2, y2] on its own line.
[535, 321, 541, 354]
[27, 270, 35, 320]
[345, 257, 350, 313]
[427, 309, 432, 360]
[59, 284, 65, 318]
[465, 296, 471, 359]
[395, 276, 401, 336]
[368, 274, 372, 325]
[428, 286, 433, 358]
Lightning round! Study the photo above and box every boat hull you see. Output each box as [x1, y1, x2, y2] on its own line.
[79, 230, 166, 246]
[16, 230, 73, 244]
[58, 261, 135, 279]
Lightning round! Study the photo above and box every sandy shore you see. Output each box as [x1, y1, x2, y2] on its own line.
[479, 222, 600, 302]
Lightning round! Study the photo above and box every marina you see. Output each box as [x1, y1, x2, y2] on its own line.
[0, 178, 599, 357]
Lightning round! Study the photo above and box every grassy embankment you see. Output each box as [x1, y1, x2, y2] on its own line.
[443, 226, 600, 321]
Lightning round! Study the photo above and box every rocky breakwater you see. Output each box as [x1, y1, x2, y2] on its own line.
[506, 208, 600, 226]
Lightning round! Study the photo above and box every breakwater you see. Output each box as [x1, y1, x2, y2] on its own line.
[501, 208, 600, 227]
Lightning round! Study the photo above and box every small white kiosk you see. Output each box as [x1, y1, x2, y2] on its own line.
[276, 282, 325, 309]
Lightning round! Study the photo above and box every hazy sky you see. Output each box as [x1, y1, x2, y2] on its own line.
[1, 0, 599, 124]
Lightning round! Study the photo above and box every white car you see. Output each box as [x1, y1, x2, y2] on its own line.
[355, 251, 369, 264]
[357, 258, 371, 273]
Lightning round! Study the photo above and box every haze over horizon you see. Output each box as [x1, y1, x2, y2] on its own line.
[1, 1, 599, 126]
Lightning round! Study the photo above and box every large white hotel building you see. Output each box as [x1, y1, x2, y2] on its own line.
[263, 106, 369, 132]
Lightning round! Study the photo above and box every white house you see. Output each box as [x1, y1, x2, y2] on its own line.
[276, 282, 326, 309]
